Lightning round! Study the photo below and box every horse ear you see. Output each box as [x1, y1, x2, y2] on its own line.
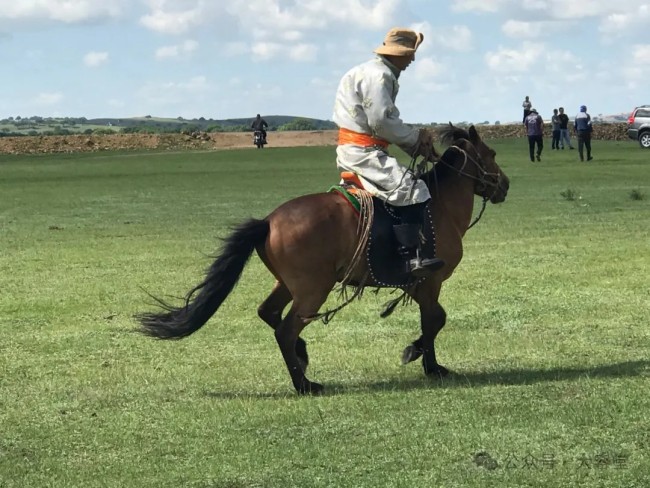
[468, 125, 481, 144]
[448, 121, 454, 128]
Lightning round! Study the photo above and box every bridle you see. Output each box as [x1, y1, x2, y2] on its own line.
[446, 144, 502, 196]
[418, 142, 503, 229]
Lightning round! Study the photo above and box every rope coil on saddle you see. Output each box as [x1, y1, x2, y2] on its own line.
[302, 189, 374, 324]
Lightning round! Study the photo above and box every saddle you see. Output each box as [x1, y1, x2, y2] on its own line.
[330, 173, 437, 288]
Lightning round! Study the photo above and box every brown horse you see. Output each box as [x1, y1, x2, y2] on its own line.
[137, 124, 510, 395]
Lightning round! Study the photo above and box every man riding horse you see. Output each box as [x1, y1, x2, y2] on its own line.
[333, 27, 444, 278]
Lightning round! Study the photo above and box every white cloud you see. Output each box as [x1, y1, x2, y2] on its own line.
[430, 25, 473, 52]
[0, 0, 124, 24]
[502, 20, 543, 39]
[413, 57, 448, 92]
[288, 44, 317, 62]
[410, 22, 473, 54]
[451, 0, 509, 13]
[32, 92, 63, 106]
[249, 40, 317, 62]
[83, 51, 109, 67]
[633, 45, 650, 64]
[140, 0, 204, 35]
[600, 4, 650, 38]
[251, 42, 282, 61]
[281, 30, 303, 42]
[155, 40, 198, 59]
[138, 0, 401, 37]
[223, 42, 249, 57]
[485, 42, 544, 73]
[138, 76, 214, 107]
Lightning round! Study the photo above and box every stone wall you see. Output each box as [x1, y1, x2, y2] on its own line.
[0, 123, 630, 155]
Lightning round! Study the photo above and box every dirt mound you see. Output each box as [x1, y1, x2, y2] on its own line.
[0, 124, 629, 155]
[0, 131, 339, 155]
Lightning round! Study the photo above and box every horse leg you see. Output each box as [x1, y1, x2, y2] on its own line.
[401, 301, 449, 378]
[257, 281, 309, 372]
[418, 301, 449, 377]
[275, 289, 330, 395]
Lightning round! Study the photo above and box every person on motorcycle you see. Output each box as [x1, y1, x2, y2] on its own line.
[333, 27, 444, 278]
[251, 114, 268, 143]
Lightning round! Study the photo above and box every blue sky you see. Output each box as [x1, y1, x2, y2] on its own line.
[1, 0, 648, 124]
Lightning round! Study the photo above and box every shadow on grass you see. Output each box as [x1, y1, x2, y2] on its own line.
[204, 360, 649, 399]
[336, 359, 650, 394]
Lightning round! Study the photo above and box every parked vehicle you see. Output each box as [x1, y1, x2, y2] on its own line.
[627, 105, 650, 148]
[253, 130, 267, 149]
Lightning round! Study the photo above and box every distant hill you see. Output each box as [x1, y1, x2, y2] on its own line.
[0, 115, 337, 136]
[86, 115, 337, 131]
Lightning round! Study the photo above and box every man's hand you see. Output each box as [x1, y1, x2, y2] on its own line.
[413, 128, 441, 162]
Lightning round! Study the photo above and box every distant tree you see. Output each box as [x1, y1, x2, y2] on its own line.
[277, 118, 317, 131]
[494, 120, 501, 125]
[145, 115, 152, 119]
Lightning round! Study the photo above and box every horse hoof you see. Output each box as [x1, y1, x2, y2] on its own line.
[296, 380, 324, 396]
[401, 344, 423, 365]
[425, 364, 450, 378]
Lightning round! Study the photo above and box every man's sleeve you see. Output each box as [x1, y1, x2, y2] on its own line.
[360, 71, 418, 150]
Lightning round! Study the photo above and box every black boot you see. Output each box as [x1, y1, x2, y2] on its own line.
[393, 224, 445, 277]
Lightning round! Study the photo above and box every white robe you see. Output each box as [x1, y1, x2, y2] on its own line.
[332, 56, 430, 206]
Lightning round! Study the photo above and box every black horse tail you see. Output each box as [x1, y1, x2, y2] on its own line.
[136, 218, 270, 339]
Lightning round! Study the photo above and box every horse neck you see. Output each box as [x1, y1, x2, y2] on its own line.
[430, 167, 478, 235]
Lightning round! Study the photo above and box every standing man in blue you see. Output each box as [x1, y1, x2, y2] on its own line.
[524, 108, 544, 162]
[574, 105, 593, 161]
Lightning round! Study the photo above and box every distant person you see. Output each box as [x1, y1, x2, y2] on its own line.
[574, 105, 593, 161]
[551, 108, 561, 150]
[522, 96, 532, 124]
[558, 107, 574, 150]
[333, 27, 444, 277]
[524, 108, 544, 162]
[251, 114, 268, 142]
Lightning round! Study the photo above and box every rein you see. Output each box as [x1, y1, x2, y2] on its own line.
[430, 144, 501, 230]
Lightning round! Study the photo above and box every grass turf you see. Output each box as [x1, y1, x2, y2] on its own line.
[1, 140, 649, 487]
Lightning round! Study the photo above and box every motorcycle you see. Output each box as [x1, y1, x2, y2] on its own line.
[253, 130, 267, 149]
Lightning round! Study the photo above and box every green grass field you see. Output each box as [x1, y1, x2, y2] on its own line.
[1, 139, 649, 487]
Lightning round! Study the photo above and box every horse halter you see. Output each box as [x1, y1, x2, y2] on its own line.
[440, 144, 502, 229]
[447, 144, 502, 200]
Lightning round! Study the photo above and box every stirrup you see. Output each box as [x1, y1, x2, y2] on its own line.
[409, 256, 445, 277]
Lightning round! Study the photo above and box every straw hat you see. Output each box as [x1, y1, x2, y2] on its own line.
[374, 28, 424, 56]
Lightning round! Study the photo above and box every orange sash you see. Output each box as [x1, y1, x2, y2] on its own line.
[338, 127, 389, 149]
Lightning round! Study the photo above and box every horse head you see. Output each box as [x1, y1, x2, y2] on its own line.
[437, 123, 510, 204]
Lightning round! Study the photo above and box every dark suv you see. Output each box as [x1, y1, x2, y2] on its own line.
[627, 105, 650, 148]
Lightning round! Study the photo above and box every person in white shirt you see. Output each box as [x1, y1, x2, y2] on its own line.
[522, 96, 532, 124]
[333, 27, 443, 277]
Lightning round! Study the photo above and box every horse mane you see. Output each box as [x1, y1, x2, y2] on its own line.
[438, 123, 470, 146]
[420, 124, 471, 185]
